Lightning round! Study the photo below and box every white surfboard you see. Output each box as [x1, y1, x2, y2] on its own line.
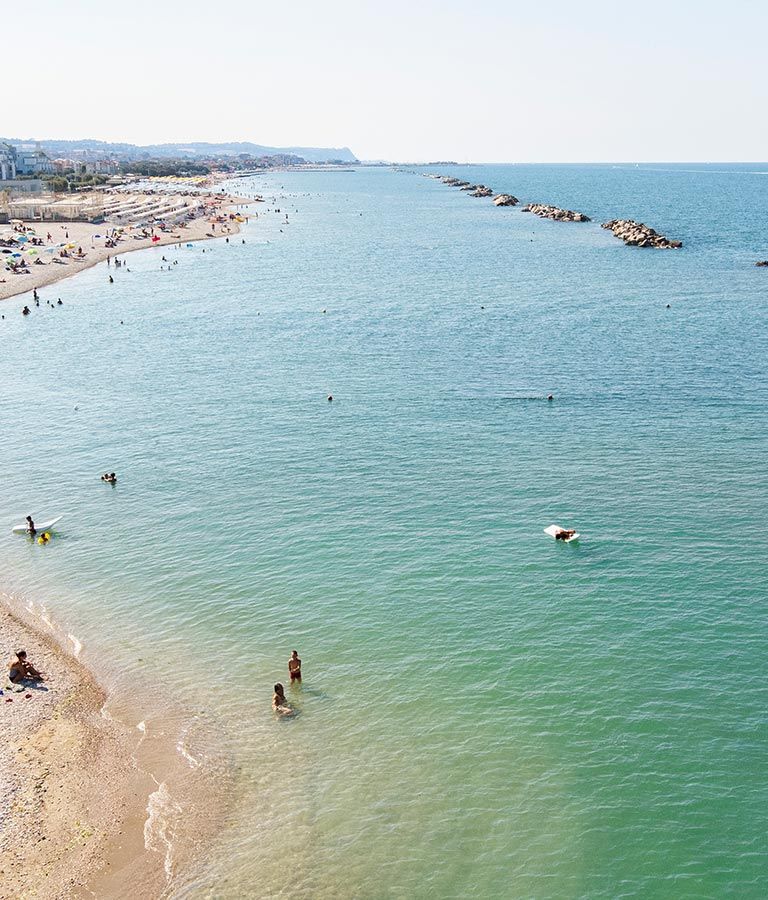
[544, 524, 579, 543]
[12, 516, 63, 534]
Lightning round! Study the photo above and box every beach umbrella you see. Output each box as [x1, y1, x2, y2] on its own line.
[16, 235, 28, 243]
[27, 249, 38, 255]
[11, 252, 21, 257]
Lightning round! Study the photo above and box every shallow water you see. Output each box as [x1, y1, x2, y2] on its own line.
[1, 165, 767, 897]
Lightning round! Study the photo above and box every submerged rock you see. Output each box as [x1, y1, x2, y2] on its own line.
[521, 203, 590, 222]
[602, 219, 682, 249]
[493, 194, 519, 206]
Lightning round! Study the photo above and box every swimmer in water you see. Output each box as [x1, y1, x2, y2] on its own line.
[272, 683, 293, 716]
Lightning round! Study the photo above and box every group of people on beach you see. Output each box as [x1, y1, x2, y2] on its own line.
[272, 650, 301, 716]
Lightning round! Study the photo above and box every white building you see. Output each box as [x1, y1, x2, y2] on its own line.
[0, 143, 17, 180]
[14, 143, 55, 176]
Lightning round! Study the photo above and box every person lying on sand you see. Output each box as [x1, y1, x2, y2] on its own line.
[9, 650, 45, 684]
[272, 683, 293, 716]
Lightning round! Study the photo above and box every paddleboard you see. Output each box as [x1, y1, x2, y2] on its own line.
[12, 516, 63, 534]
[544, 524, 579, 543]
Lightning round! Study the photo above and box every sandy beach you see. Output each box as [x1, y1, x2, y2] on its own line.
[0, 602, 160, 897]
[0, 597, 229, 899]
[1, 190, 254, 305]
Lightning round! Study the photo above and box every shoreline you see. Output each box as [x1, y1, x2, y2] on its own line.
[0, 593, 231, 898]
[1, 194, 254, 305]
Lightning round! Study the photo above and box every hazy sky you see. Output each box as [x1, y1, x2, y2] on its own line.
[6, 0, 766, 161]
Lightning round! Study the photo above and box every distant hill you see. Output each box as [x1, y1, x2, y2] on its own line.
[2, 138, 358, 165]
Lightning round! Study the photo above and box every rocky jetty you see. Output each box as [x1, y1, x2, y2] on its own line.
[601, 220, 682, 249]
[470, 185, 493, 197]
[493, 194, 519, 206]
[521, 203, 590, 222]
[755, 260, 768, 267]
[439, 177, 465, 186]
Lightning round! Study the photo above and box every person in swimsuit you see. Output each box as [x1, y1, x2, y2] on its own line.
[9, 650, 44, 684]
[272, 683, 293, 716]
[25, 515, 36, 535]
[288, 650, 302, 683]
[555, 528, 576, 541]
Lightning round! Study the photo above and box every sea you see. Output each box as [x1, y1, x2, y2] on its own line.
[1, 163, 767, 898]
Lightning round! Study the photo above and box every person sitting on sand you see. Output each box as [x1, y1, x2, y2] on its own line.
[272, 683, 293, 716]
[555, 528, 577, 541]
[288, 650, 302, 683]
[9, 650, 44, 684]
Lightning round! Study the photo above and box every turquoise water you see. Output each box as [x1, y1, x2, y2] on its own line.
[1, 165, 767, 897]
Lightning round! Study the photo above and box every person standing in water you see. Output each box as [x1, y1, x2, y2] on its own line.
[25, 515, 36, 535]
[288, 650, 302, 683]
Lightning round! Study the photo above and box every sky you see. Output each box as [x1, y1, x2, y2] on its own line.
[5, 0, 767, 162]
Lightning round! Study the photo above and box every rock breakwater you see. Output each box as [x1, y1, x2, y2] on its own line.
[521, 203, 590, 222]
[602, 220, 682, 248]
